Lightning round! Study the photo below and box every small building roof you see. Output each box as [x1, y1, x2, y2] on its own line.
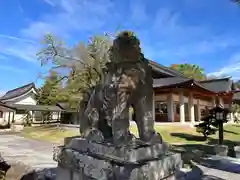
[0, 101, 16, 112]
[0, 83, 37, 101]
[9, 104, 63, 112]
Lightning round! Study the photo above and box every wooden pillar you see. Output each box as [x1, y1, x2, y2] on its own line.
[189, 92, 195, 124]
[179, 91, 185, 123]
[212, 96, 216, 107]
[167, 93, 174, 122]
[197, 99, 201, 121]
[12, 111, 15, 123]
[8, 112, 11, 125]
[152, 91, 156, 122]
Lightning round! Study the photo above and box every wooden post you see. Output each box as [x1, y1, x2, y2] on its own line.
[12, 111, 15, 123]
[219, 121, 223, 145]
[8, 112, 11, 125]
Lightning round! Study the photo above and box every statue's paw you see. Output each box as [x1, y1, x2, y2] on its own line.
[85, 128, 104, 143]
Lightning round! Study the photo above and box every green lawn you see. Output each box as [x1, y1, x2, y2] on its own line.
[22, 124, 240, 145]
[22, 124, 239, 166]
[131, 124, 240, 144]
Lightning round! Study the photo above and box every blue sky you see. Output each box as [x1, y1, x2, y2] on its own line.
[0, 0, 240, 94]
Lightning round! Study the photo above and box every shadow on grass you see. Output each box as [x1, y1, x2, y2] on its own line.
[170, 132, 238, 157]
[171, 133, 206, 141]
[224, 129, 239, 135]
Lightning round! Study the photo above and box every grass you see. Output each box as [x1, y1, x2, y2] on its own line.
[22, 125, 78, 144]
[22, 124, 240, 145]
[20, 124, 240, 168]
[130, 124, 240, 144]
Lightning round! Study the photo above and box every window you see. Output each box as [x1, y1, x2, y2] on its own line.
[0, 111, 3, 118]
[155, 101, 168, 114]
[16, 109, 26, 114]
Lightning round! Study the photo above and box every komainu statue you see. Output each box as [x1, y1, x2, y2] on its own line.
[54, 31, 182, 180]
[78, 31, 162, 146]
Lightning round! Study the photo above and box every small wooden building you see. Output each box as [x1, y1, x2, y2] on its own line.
[0, 83, 63, 125]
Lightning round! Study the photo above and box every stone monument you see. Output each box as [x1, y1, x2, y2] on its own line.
[53, 31, 182, 180]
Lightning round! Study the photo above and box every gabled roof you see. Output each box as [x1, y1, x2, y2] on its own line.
[0, 83, 37, 101]
[147, 59, 186, 78]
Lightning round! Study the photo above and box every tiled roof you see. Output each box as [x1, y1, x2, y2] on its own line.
[153, 77, 235, 94]
[147, 59, 186, 78]
[199, 78, 235, 93]
[0, 101, 16, 111]
[9, 104, 63, 111]
[0, 83, 37, 101]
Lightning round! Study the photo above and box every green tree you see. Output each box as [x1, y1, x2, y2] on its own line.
[37, 33, 112, 109]
[170, 64, 206, 80]
[232, 0, 240, 4]
[36, 71, 62, 105]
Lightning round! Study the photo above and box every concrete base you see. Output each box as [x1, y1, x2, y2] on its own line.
[234, 146, 240, 158]
[53, 137, 182, 180]
[214, 145, 228, 156]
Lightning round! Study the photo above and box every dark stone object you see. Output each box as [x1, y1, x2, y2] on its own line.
[54, 138, 182, 180]
[0, 154, 11, 180]
[54, 32, 183, 180]
[78, 31, 163, 146]
[20, 168, 57, 180]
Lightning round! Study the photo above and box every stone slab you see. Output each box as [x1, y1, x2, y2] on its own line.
[54, 144, 182, 180]
[65, 137, 168, 163]
[56, 148, 112, 179]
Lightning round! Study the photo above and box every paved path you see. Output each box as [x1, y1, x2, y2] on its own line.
[0, 134, 57, 169]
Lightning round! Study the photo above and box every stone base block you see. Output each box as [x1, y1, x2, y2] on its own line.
[53, 138, 182, 180]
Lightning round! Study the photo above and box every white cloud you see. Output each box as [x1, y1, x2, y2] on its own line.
[0, 37, 39, 62]
[0, 0, 114, 63]
[21, 0, 114, 40]
[0, 65, 27, 73]
[43, 0, 55, 6]
[207, 53, 240, 80]
[0, 34, 35, 43]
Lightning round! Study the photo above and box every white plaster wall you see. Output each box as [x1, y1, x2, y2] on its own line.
[4, 92, 37, 124]
[0, 118, 4, 124]
[15, 95, 37, 105]
[1, 112, 14, 125]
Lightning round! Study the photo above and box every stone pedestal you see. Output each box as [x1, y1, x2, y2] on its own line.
[214, 145, 228, 156]
[53, 137, 182, 180]
[234, 146, 240, 158]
